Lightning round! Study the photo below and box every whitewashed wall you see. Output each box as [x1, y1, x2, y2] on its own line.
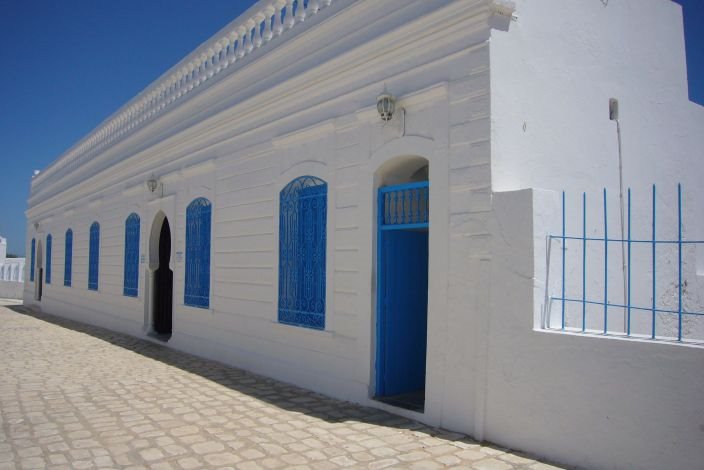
[483, 1, 704, 469]
[484, 190, 704, 470]
[490, 0, 704, 337]
[23, 1, 703, 469]
[24, 0, 495, 439]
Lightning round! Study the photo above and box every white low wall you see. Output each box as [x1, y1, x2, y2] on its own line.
[0, 281, 24, 300]
[486, 189, 704, 470]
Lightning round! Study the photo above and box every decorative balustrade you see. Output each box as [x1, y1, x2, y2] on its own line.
[31, 0, 335, 194]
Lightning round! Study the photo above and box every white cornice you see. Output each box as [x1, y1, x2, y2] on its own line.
[27, 0, 491, 219]
[181, 158, 217, 178]
[30, 0, 350, 193]
[273, 121, 336, 148]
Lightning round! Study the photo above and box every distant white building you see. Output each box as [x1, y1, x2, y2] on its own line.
[23, 1, 704, 469]
[0, 236, 25, 300]
[0, 236, 25, 282]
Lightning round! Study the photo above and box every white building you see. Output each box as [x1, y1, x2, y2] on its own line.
[0, 236, 25, 300]
[24, 1, 704, 468]
[0, 236, 25, 282]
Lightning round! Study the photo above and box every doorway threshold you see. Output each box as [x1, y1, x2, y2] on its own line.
[375, 390, 425, 413]
[147, 331, 172, 342]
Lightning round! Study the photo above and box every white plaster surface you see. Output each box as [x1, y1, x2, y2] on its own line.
[490, 0, 704, 339]
[486, 189, 704, 470]
[24, 0, 490, 443]
[0, 236, 25, 285]
[0, 281, 24, 299]
[21, 1, 704, 469]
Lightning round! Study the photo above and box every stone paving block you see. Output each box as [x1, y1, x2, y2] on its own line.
[0, 304, 563, 470]
[176, 457, 202, 469]
[19, 456, 46, 469]
[473, 458, 514, 470]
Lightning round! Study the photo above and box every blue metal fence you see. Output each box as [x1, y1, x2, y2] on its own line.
[278, 176, 327, 330]
[546, 184, 703, 342]
[88, 222, 100, 291]
[45, 234, 52, 284]
[123, 213, 140, 297]
[64, 229, 72, 287]
[184, 197, 212, 308]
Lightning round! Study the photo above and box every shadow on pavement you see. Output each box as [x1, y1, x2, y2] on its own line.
[4, 303, 501, 453]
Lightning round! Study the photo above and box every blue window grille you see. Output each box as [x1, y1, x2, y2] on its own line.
[278, 176, 327, 330]
[123, 213, 140, 297]
[30, 238, 35, 282]
[545, 184, 704, 343]
[88, 222, 100, 291]
[46, 234, 52, 284]
[64, 229, 73, 286]
[379, 181, 429, 230]
[185, 197, 212, 308]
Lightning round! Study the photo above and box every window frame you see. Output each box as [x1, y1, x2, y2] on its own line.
[277, 175, 328, 330]
[184, 197, 212, 308]
[64, 229, 73, 287]
[88, 222, 100, 291]
[123, 213, 140, 297]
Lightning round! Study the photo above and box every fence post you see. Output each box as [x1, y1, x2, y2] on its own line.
[678, 183, 682, 341]
[582, 192, 586, 332]
[652, 184, 656, 339]
[603, 188, 608, 334]
[627, 188, 632, 336]
[562, 191, 566, 330]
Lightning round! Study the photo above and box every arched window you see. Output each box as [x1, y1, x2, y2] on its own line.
[278, 176, 327, 330]
[88, 222, 100, 291]
[185, 197, 211, 308]
[64, 229, 73, 287]
[46, 234, 52, 284]
[30, 238, 35, 282]
[123, 213, 140, 297]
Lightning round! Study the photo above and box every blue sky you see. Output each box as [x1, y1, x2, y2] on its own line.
[0, 0, 701, 256]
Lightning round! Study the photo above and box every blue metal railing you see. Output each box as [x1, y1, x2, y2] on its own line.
[123, 213, 140, 297]
[546, 184, 703, 343]
[278, 176, 327, 330]
[185, 197, 212, 309]
[64, 229, 73, 287]
[379, 181, 429, 230]
[88, 222, 100, 291]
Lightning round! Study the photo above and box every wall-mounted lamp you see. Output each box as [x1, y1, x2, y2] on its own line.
[377, 91, 396, 122]
[146, 177, 159, 193]
[33, 222, 39, 231]
[377, 88, 406, 136]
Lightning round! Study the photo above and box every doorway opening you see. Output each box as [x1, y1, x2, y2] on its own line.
[374, 158, 429, 413]
[152, 217, 173, 339]
[35, 240, 43, 301]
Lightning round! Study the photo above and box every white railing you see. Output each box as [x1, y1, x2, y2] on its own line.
[0, 261, 25, 282]
[31, 0, 334, 194]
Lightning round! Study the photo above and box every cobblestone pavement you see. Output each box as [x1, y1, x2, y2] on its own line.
[0, 302, 564, 470]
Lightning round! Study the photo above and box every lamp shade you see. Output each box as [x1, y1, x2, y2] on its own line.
[377, 92, 395, 121]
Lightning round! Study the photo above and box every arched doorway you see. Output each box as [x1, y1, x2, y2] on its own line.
[151, 216, 173, 338]
[374, 156, 429, 412]
[35, 239, 43, 301]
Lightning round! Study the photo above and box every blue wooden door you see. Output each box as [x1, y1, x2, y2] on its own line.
[378, 230, 428, 396]
[376, 181, 429, 398]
